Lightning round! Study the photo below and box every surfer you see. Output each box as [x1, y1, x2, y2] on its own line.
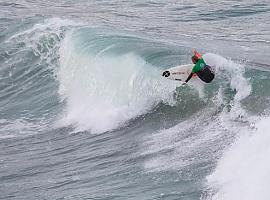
[183, 50, 215, 85]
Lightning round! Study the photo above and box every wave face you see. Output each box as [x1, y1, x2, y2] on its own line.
[57, 29, 178, 133]
[1, 1, 270, 199]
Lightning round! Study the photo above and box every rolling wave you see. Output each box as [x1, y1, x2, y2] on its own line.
[0, 18, 260, 136]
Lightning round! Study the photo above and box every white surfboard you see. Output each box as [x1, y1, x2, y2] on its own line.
[161, 64, 195, 82]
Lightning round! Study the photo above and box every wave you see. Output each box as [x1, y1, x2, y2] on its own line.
[56, 30, 178, 133]
[55, 24, 256, 134]
[206, 115, 270, 200]
[0, 18, 74, 138]
[0, 18, 258, 137]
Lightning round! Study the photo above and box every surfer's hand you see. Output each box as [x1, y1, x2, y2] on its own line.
[182, 82, 187, 86]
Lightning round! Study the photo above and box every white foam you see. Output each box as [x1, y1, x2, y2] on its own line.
[140, 114, 224, 172]
[140, 54, 253, 174]
[205, 53, 251, 99]
[205, 53, 251, 120]
[4, 18, 79, 74]
[7, 18, 78, 42]
[0, 118, 47, 139]
[57, 32, 178, 133]
[207, 116, 270, 200]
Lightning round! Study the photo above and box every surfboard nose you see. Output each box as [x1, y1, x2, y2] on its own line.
[162, 71, 170, 77]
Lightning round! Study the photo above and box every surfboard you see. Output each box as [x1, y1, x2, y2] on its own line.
[161, 64, 195, 82]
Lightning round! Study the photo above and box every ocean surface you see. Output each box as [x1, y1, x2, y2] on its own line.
[1, 1, 270, 199]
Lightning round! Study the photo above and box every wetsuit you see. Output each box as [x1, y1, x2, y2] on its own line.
[185, 52, 215, 83]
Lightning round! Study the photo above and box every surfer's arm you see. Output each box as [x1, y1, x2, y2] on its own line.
[185, 72, 194, 83]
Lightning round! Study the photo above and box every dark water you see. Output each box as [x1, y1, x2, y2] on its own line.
[1, 1, 270, 200]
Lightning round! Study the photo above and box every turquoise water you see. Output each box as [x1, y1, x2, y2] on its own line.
[1, 1, 270, 200]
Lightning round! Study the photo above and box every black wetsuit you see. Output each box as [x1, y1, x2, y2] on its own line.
[196, 65, 215, 83]
[185, 65, 215, 83]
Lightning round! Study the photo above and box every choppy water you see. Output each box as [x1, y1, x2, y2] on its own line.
[1, 1, 270, 200]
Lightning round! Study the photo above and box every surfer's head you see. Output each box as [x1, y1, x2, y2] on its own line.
[192, 55, 199, 64]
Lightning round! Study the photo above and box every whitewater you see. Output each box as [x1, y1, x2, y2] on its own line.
[1, 1, 270, 200]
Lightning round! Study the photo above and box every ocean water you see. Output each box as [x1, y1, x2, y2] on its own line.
[1, 1, 270, 199]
